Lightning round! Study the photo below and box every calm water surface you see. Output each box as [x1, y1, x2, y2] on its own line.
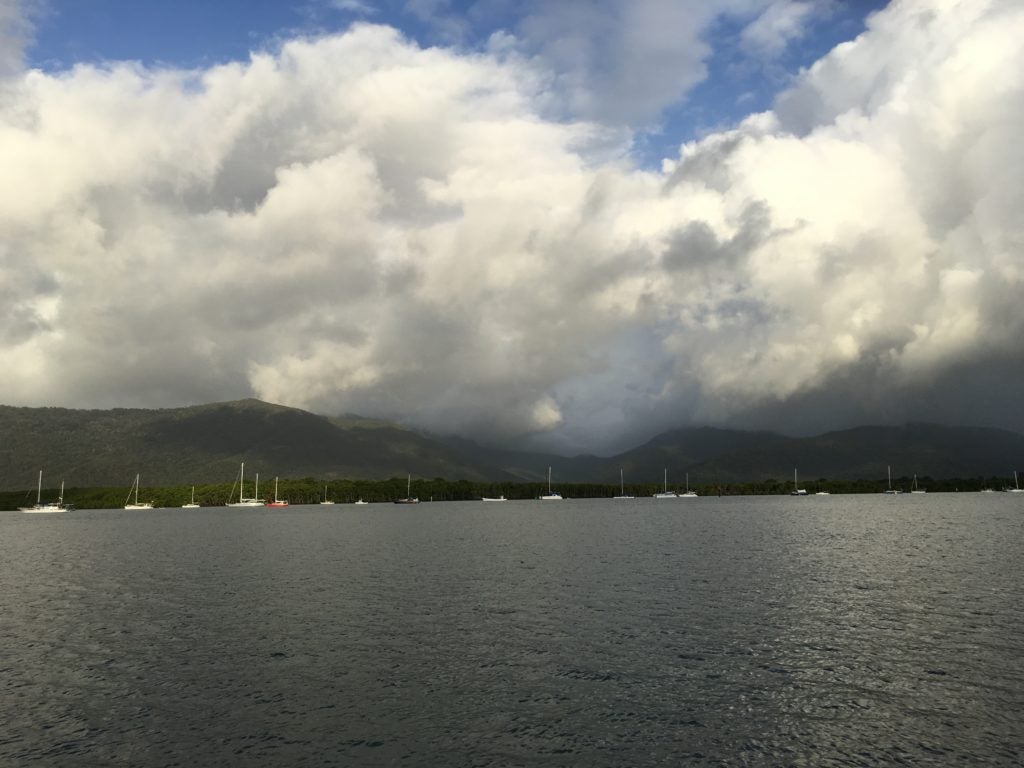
[2, 495, 1023, 766]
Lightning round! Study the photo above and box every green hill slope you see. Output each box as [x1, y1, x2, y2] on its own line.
[0, 399, 512, 490]
[2, 400, 1021, 491]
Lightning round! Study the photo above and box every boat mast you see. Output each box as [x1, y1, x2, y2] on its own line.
[240, 462, 245, 503]
[36, 469, 42, 504]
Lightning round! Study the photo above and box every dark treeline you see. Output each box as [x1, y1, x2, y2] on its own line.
[1, 474, 1021, 510]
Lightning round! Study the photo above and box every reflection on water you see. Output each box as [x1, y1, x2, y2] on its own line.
[2, 494, 1023, 766]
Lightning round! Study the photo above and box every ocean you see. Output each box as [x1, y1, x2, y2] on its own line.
[2, 494, 1022, 766]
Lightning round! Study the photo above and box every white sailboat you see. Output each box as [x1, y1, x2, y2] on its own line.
[911, 474, 927, 494]
[354, 498, 369, 505]
[319, 483, 335, 505]
[883, 465, 900, 494]
[654, 468, 678, 498]
[680, 472, 698, 498]
[790, 468, 807, 496]
[266, 476, 289, 507]
[124, 474, 154, 509]
[394, 474, 419, 504]
[539, 466, 563, 500]
[227, 462, 264, 507]
[613, 468, 634, 499]
[482, 494, 508, 501]
[19, 471, 69, 513]
[1007, 471, 1023, 493]
[182, 486, 200, 508]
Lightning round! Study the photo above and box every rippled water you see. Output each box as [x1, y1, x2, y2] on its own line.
[2, 494, 1023, 766]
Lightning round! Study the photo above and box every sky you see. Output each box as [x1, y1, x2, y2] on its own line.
[1, 0, 1022, 455]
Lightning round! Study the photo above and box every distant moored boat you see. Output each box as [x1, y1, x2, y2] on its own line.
[227, 462, 264, 507]
[394, 475, 419, 504]
[124, 474, 154, 509]
[266, 476, 289, 507]
[613, 468, 634, 499]
[883, 465, 901, 494]
[680, 472, 698, 498]
[19, 471, 69, 513]
[790, 468, 807, 496]
[319, 483, 335, 505]
[539, 466, 563, 500]
[182, 486, 200, 508]
[653, 468, 678, 499]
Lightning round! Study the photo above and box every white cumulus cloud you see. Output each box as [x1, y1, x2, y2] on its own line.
[1, 0, 1022, 452]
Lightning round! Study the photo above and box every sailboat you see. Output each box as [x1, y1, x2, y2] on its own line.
[394, 474, 420, 504]
[539, 466, 563, 500]
[266, 477, 289, 507]
[182, 486, 200, 508]
[19, 471, 69, 513]
[227, 462, 264, 507]
[482, 494, 507, 501]
[319, 483, 335, 505]
[911, 474, 927, 494]
[613, 468, 634, 499]
[790, 468, 807, 496]
[1007, 471, 1023, 493]
[654, 468, 678, 498]
[124, 474, 154, 509]
[680, 472, 698, 498]
[883, 465, 900, 494]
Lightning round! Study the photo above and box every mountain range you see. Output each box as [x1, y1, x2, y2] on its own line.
[1, 399, 1022, 491]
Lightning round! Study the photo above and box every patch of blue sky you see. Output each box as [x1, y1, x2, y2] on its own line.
[26, 0, 887, 164]
[637, 0, 890, 165]
[27, 0, 315, 71]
